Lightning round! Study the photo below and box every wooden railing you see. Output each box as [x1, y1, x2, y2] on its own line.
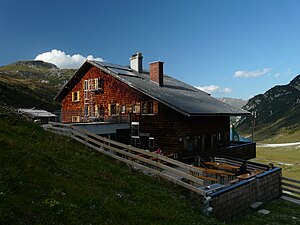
[43, 122, 209, 195]
[282, 177, 300, 200]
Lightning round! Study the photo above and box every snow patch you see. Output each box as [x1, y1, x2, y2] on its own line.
[277, 162, 294, 166]
[259, 142, 300, 147]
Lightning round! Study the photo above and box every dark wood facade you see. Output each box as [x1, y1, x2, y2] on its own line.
[60, 66, 244, 160]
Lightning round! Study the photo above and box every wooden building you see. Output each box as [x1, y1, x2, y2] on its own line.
[55, 53, 255, 161]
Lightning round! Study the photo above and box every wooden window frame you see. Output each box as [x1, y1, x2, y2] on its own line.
[71, 116, 80, 122]
[141, 101, 158, 115]
[109, 103, 120, 116]
[133, 103, 140, 114]
[72, 91, 80, 102]
[149, 137, 155, 149]
[131, 136, 140, 147]
[131, 122, 139, 136]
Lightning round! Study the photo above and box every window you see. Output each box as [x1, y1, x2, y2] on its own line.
[149, 137, 155, 149]
[141, 101, 158, 115]
[84, 105, 89, 116]
[98, 78, 104, 92]
[121, 105, 126, 114]
[131, 136, 140, 147]
[109, 103, 119, 116]
[84, 78, 104, 93]
[84, 80, 88, 91]
[183, 136, 193, 151]
[217, 132, 225, 146]
[131, 122, 139, 136]
[71, 116, 80, 122]
[111, 104, 117, 115]
[133, 103, 140, 114]
[126, 105, 133, 113]
[72, 91, 80, 102]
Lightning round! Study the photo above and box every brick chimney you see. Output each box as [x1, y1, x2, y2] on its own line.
[130, 52, 143, 73]
[149, 61, 164, 86]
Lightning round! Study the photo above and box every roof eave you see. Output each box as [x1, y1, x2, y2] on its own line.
[188, 112, 251, 116]
[54, 61, 93, 102]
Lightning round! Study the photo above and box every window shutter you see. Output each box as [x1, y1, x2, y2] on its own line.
[94, 78, 98, 89]
[108, 104, 111, 116]
[116, 103, 120, 114]
[153, 101, 158, 114]
[72, 92, 74, 102]
[95, 105, 98, 116]
[77, 91, 80, 101]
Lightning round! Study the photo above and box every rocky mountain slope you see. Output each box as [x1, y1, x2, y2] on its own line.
[219, 97, 248, 109]
[237, 75, 300, 141]
[0, 60, 75, 111]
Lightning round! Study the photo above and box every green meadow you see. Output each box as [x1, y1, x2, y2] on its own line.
[1, 108, 300, 224]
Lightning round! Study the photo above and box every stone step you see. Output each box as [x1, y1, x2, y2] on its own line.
[251, 201, 263, 209]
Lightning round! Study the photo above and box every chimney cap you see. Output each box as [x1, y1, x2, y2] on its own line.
[130, 52, 143, 73]
[131, 52, 143, 59]
[149, 60, 164, 63]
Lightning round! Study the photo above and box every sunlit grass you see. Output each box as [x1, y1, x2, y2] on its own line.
[252, 146, 300, 179]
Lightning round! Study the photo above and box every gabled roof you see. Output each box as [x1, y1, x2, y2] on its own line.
[55, 60, 250, 116]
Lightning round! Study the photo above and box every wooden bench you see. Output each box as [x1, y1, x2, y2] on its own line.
[195, 175, 218, 183]
[228, 178, 239, 185]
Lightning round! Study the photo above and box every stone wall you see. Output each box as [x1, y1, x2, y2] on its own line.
[209, 167, 282, 221]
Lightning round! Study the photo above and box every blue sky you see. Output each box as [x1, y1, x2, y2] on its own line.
[1, 0, 300, 99]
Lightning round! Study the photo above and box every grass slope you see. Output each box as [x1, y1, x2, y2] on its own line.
[252, 146, 300, 180]
[1, 109, 299, 224]
[0, 62, 74, 111]
[0, 109, 216, 225]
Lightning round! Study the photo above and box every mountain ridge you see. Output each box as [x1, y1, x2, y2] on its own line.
[0, 60, 75, 111]
[8, 60, 58, 69]
[218, 97, 248, 109]
[237, 75, 300, 141]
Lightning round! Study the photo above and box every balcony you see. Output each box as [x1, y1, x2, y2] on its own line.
[53, 110, 130, 135]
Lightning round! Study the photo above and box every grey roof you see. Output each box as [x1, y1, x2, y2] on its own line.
[18, 108, 57, 118]
[56, 60, 250, 116]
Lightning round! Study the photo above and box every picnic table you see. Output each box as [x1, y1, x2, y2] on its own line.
[237, 170, 263, 180]
[205, 162, 240, 172]
[202, 168, 235, 184]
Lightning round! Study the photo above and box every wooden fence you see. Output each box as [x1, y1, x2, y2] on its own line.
[43, 122, 207, 195]
[282, 177, 300, 200]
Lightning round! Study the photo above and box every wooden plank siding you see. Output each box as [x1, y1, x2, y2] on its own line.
[62, 67, 150, 122]
[61, 66, 233, 160]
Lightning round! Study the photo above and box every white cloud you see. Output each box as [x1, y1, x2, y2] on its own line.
[34, 49, 104, 69]
[274, 73, 280, 78]
[195, 85, 232, 94]
[234, 67, 272, 78]
[222, 87, 232, 93]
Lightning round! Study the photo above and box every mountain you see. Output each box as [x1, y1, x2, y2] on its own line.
[9, 60, 58, 69]
[0, 60, 75, 111]
[219, 97, 248, 109]
[237, 75, 300, 141]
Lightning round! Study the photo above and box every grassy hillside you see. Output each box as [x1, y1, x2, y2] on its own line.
[0, 61, 74, 111]
[0, 108, 216, 225]
[1, 108, 300, 224]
